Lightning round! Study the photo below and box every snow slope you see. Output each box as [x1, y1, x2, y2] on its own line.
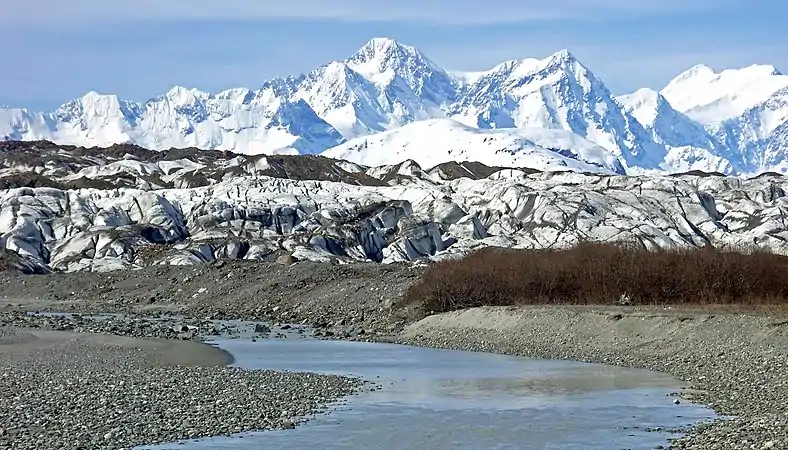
[661, 64, 788, 124]
[322, 119, 626, 174]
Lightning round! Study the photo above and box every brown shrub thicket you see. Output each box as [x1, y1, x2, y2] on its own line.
[403, 242, 788, 313]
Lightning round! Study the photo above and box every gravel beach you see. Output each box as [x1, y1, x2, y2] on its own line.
[0, 326, 362, 450]
[394, 306, 788, 450]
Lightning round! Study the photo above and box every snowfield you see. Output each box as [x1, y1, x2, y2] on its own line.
[321, 119, 625, 174]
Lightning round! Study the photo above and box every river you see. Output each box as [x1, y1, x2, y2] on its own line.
[139, 335, 716, 449]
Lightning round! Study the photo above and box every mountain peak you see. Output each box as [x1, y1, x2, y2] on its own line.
[361, 37, 407, 51]
[70, 91, 123, 110]
[620, 88, 663, 104]
[348, 37, 440, 72]
[616, 88, 670, 126]
[164, 86, 208, 105]
[344, 36, 453, 106]
[80, 90, 114, 101]
[550, 49, 577, 63]
[674, 64, 715, 80]
[354, 37, 414, 57]
[539, 48, 589, 75]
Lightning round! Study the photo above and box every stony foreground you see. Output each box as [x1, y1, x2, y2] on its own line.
[394, 306, 788, 450]
[2, 262, 788, 449]
[0, 328, 362, 450]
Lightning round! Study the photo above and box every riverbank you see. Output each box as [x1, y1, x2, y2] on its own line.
[0, 327, 362, 450]
[392, 305, 788, 449]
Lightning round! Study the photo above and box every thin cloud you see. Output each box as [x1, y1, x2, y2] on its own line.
[4, 0, 735, 26]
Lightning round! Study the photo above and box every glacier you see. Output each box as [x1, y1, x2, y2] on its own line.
[2, 37, 788, 176]
[3, 141, 788, 273]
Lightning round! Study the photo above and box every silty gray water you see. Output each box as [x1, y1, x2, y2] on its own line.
[138, 338, 716, 450]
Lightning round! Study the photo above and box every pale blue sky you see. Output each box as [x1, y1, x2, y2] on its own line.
[2, 0, 786, 111]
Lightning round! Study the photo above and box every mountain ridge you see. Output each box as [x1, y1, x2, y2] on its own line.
[2, 37, 788, 176]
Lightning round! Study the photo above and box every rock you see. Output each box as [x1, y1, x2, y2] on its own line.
[276, 254, 298, 266]
[254, 324, 271, 334]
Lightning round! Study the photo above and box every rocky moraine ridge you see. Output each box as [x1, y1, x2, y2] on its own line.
[3, 140, 788, 273]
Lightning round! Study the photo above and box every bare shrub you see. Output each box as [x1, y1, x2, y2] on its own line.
[403, 242, 788, 313]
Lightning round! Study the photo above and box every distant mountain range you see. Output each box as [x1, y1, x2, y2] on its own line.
[2, 37, 788, 176]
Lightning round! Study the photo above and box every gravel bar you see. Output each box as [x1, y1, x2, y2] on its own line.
[0, 311, 284, 341]
[391, 306, 788, 450]
[0, 327, 363, 450]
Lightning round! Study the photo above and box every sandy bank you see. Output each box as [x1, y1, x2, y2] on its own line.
[396, 306, 788, 449]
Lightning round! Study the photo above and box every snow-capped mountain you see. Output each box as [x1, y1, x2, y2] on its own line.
[0, 85, 344, 155]
[2, 37, 788, 175]
[322, 118, 626, 174]
[448, 50, 667, 172]
[661, 64, 788, 124]
[292, 38, 458, 140]
[731, 86, 788, 172]
[615, 88, 733, 174]
[657, 64, 788, 174]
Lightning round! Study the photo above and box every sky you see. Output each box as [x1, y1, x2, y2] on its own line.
[2, 0, 787, 111]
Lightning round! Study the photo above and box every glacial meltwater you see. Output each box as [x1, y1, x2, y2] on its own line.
[138, 337, 716, 450]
